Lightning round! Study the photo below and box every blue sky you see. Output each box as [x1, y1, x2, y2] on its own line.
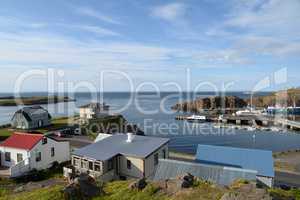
[0, 0, 299, 92]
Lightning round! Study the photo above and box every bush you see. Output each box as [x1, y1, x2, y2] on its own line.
[269, 188, 299, 200]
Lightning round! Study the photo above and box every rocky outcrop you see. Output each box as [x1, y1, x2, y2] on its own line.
[221, 181, 271, 200]
[64, 174, 104, 200]
[129, 178, 147, 190]
[171, 96, 247, 113]
[246, 88, 300, 108]
[181, 173, 195, 188]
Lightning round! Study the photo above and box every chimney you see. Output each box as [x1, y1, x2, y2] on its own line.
[126, 133, 134, 143]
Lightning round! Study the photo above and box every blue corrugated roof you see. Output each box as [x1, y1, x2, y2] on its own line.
[195, 145, 274, 178]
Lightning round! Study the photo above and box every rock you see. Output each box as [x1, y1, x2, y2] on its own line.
[221, 182, 271, 200]
[63, 173, 103, 200]
[13, 185, 25, 193]
[181, 173, 195, 189]
[129, 178, 147, 190]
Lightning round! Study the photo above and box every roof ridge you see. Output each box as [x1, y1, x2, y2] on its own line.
[14, 132, 44, 137]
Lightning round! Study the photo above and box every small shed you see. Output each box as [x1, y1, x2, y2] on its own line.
[195, 145, 274, 187]
[11, 106, 51, 130]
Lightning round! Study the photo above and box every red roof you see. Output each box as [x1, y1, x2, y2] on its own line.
[0, 132, 44, 150]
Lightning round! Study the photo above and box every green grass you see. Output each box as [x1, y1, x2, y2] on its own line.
[269, 188, 300, 200]
[0, 128, 13, 138]
[0, 185, 64, 200]
[36, 117, 73, 133]
[94, 181, 167, 200]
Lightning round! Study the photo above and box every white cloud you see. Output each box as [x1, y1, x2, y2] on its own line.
[206, 0, 300, 59]
[74, 25, 120, 36]
[151, 3, 186, 22]
[225, 0, 300, 37]
[75, 7, 121, 25]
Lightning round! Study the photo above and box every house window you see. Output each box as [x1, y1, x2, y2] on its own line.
[36, 152, 42, 162]
[38, 120, 43, 127]
[88, 161, 93, 170]
[154, 153, 159, 165]
[42, 137, 47, 145]
[17, 153, 23, 162]
[81, 159, 88, 169]
[127, 159, 131, 170]
[94, 162, 101, 172]
[108, 159, 113, 171]
[163, 149, 166, 159]
[73, 157, 80, 167]
[5, 152, 11, 162]
[51, 147, 55, 157]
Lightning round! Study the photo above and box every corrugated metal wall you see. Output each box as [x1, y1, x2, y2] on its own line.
[153, 159, 257, 186]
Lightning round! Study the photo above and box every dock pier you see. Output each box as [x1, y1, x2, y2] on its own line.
[176, 114, 300, 131]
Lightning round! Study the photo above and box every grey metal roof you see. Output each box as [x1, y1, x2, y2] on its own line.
[196, 145, 274, 178]
[15, 106, 50, 121]
[73, 134, 169, 161]
[153, 159, 257, 186]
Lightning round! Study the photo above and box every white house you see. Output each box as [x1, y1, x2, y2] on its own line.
[71, 133, 169, 182]
[79, 103, 110, 121]
[0, 132, 70, 177]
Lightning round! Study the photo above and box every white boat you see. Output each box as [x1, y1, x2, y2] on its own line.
[247, 127, 256, 131]
[186, 115, 206, 122]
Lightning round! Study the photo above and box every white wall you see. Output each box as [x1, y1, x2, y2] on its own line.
[118, 144, 169, 179]
[30, 138, 70, 170]
[257, 176, 273, 188]
[119, 156, 144, 179]
[0, 137, 70, 175]
[80, 107, 109, 119]
[0, 147, 29, 167]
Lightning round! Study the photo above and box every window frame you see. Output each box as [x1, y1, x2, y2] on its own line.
[88, 161, 93, 170]
[17, 153, 23, 162]
[5, 152, 11, 162]
[94, 162, 101, 172]
[126, 159, 131, 170]
[36, 152, 42, 162]
[107, 159, 113, 171]
[51, 147, 55, 157]
[73, 157, 80, 167]
[154, 153, 159, 165]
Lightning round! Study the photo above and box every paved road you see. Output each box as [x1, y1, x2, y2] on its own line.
[275, 171, 300, 188]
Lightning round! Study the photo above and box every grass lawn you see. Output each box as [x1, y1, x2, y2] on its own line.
[95, 181, 167, 200]
[36, 116, 75, 134]
[0, 128, 13, 140]
[0, 177, 300, 200]
[0, 185, 64, 200]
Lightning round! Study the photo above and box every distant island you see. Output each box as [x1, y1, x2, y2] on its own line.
[172, 88, 300, 113]
[0, 96, 75, 106]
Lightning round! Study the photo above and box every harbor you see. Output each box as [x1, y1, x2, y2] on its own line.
[175, 112, 300, 132]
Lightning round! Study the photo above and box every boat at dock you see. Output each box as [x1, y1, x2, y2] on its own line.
[186, 115, 206, 123]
